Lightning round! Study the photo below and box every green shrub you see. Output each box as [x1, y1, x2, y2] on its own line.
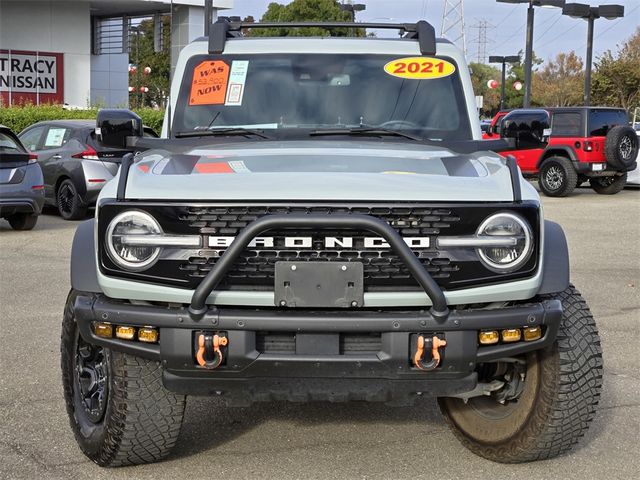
[0, 105, 164, 135]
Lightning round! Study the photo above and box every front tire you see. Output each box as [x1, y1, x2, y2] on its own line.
[61, 291, 186, 467]
[590, 173, 627, 195]
[439, 285, 603, 463]
[538, 157, 578, 197]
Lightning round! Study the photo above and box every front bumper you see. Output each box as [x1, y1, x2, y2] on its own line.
[74, 294, 562, 405]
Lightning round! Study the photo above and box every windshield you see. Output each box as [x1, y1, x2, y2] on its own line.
[173, 54, 471, 142]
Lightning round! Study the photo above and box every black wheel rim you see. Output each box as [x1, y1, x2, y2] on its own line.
[596, 176, 616, 187]
[74, 334, 108, 423]
[58, 183, 75, 216]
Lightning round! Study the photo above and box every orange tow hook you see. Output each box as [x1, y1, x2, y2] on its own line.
[413, 335, 447, 371]
[196, 333, 228, 369]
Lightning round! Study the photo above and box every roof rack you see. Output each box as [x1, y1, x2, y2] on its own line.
[208, 20, 437, 56]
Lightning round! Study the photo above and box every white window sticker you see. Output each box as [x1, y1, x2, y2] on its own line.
[225, 61, 249, 106]
[228, 160, 251, 173]
[44, 127, 67, 147]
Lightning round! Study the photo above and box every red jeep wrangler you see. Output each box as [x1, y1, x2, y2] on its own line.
[490, 107, 638, 196]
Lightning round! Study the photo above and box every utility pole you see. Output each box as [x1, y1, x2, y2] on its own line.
[470, 20, 493, 63]
[441, 0, 467, 57]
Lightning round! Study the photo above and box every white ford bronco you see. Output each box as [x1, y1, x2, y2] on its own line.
[61, 20, 603, 466]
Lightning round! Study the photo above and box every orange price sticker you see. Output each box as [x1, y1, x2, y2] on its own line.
[383, 57, 456, 80]
[189, 61, 230, 106]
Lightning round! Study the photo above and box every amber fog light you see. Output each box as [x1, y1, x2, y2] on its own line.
[479, 331, 500, 345]
[523, 326, 542, 341]
[138, 327, 159, 343]
[94, 322, 113, 338]
[501, 329, 522, 343]
[115, 325, 136, 340]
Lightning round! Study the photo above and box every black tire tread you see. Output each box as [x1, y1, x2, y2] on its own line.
[539, 156, 578, 197]
[604, 125, 638, 170]
[589, 173, 627, 195]
[57, 179, 88, 220]
[7, 213, 38, 230]
[440, 285, 603, 463]
[61, 290, 186, 467]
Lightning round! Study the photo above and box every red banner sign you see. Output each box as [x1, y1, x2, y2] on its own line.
[0, 50, 64, 105]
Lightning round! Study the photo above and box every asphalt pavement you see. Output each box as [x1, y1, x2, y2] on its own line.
[0, 187, 638, 480]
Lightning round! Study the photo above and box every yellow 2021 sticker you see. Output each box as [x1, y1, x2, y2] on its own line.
[384, 57, 456, 80]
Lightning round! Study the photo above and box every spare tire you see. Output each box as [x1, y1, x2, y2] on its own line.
[605, 125, 639, 170]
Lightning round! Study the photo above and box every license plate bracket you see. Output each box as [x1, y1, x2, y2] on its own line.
[274, 261, 364, 308]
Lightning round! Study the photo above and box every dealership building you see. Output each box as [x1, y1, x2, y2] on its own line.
[0, 0, 235, 107]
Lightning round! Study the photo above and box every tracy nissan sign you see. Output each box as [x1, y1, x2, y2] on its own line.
[0, 50, 64, 104]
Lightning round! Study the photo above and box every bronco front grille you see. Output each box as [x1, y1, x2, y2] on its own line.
[177, 205, 461, 289]
[97, 202, 540, 292]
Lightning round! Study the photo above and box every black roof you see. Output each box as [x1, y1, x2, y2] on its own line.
[30, 119, 95, 129]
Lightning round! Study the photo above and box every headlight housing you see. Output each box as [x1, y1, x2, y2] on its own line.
[476, 213, 533, 273]
[106, 210, 162, 271]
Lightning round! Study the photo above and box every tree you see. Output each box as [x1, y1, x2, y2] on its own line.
[128, 16, 171, 109]
[248, 0, 363, 37]
[591, 27, 640, 111]
[469, 62, 502, 116]
[533, 51, 584, 107]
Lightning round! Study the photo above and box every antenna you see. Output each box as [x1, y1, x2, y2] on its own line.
[441, 0, 467, 57]
[470, 19, 494, 64]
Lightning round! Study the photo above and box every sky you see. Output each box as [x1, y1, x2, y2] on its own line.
[221, 0, 640, 66]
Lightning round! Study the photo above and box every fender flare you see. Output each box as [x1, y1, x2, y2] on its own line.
[537, 220, 570, 295]
[70, 219, 102, 293]
[537, 146, 578, 170]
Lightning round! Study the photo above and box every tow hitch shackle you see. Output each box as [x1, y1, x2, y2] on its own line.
[413, 335, 447, 371]
[196, 333, 228, 369]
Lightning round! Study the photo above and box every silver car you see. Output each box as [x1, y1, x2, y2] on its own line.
[0, 125, 44, 230]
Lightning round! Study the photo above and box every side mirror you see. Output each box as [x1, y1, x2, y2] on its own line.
[96, 109, 143, 148]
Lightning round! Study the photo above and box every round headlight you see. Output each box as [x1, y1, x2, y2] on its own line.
[476, 213, 533, 273]
[106, 210, 162, 271]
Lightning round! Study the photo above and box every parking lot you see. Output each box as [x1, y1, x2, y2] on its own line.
[0, 187, 638, 480]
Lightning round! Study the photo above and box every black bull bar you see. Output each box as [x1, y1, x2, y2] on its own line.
[188, 214, 450, 320]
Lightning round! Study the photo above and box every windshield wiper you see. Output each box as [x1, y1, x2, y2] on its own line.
[310, 127, 424, 142]
[175, 128, 272, 139]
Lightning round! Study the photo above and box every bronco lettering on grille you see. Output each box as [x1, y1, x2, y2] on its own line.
[208, 236, 431, 249]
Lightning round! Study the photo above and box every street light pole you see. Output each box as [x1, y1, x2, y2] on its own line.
[497, 0, 565, 108]
[490, 55, 521, 110]
[562, 3, 624, 106]
[523, 3, 535, 107]
[584, 12, 594, 106]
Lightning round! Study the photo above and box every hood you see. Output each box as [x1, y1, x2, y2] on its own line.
[119, 140, 524, 202]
